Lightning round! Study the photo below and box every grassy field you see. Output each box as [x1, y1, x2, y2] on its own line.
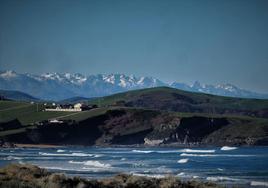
[0, 101, 30, 111]
[0, 101, 111, 125]
[0, 101, 76, 125]
[0, 99, 267, 141]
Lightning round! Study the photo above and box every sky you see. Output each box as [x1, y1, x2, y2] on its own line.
[0, 0, 268, 93]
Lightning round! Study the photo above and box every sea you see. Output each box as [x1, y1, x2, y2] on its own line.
[0, 146, 268, 187]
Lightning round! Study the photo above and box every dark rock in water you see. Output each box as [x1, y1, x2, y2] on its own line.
[0, 139, 15, 148]
[0, 164, 220, 188]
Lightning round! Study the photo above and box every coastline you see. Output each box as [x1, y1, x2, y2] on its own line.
[14, 143, 63, 148]
[0, 163, 220, 188]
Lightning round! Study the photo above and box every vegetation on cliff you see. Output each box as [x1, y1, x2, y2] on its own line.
[0, 164, 220, 188]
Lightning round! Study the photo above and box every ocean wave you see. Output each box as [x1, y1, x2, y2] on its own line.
[132, 150, 154, 153]
[4, 156, 23, 160]
[39, 152, 93, 157]
[69, 160, 111, 168]
[132, 173, 165, 178]
[180, 153, 254, 157]
[56, 149, 66, 153]
[132, 149, 216, 154]
[41, 166, 88, 172]
[220, 146, 238, 151]
[176, 172, 185, 176]
[177, 158, 189, 163]
[251, 181, 268, 187]
[206, 176, 240, 182]
[81, 167, 113, 172]
[179, 149, 215, 153]
[93, 154, 103, 158]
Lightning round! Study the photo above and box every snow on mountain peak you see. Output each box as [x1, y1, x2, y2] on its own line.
[0, 70, 267, 100]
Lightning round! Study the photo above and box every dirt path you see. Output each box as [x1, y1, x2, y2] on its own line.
[48, 111, 86, 120]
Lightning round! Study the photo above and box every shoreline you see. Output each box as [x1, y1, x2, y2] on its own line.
[0, 163, 221, 188]
[14, 143, 63, 148]
[1, 142, 266, 149]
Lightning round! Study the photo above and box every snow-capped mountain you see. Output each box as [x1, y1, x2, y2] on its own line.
[0, 71, 166, 100]
[171, 81, 268, 99]
[0, 70, 267, 100]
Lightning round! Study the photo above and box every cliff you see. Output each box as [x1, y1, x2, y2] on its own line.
[2, 108, 268, 146]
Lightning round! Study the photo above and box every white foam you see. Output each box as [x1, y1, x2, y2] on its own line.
[220, 146, 238, 151]
[39, 152, 93, 157]
[69, 160, 111, 168]
[193, 175, 199, 179]
[180, 153, 254, 157]
[5, 156, 23, 160]
[132, 150, 153, 153]
[41, 166, 89, 172]
[179, 149, 215, 153]
[93, 154, 103, 158]
[132, 149, 215, 154]
[132, 173, 165, 178]
[217, 168, 224, 171]
[68, 161, 84, 164]
[251, 181, 268, 187]
[56, 149, 66, 153]
[84, 160, 111, 168]
[176, 172, 185, 176]
[206, 176, 240, 182]
[177, 158, 189, 163]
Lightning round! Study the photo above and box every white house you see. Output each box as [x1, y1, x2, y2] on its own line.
[45, 103, 83, 112]
[74, 103, 82, 110]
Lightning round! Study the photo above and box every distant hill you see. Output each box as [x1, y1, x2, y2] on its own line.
[90, 87, 268, 118]
[1, 70, 267, 100]
[0, 90, 268, 146]
[59, 96, 95, 104]
[0, 90, 39, 101]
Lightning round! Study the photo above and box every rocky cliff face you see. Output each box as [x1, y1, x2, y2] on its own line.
[3, 108, 266, 146]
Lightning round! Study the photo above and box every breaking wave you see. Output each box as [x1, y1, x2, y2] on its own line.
[4, 156, 23, 160]
[251, 181, 268, 187]
[177, 158, 189, 163]
[39, 152, 93, 157]
[179, 149, 215, 153]
[132, 150, 154, 153]
[206, 176, 240, 182]
[40, 166, 92, 172]
[56, 149, 66, 153]
[131, 173, 165, 178]
[220, 146, 238, 151]
[132, 149, 215, 154]
[69, 160, 111, 168]
[180, 153, 254, 157]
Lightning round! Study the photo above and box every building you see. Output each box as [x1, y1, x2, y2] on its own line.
[45, 103, 82, 112]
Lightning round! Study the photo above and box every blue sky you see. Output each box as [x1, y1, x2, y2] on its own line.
[0, 0, 268, 93]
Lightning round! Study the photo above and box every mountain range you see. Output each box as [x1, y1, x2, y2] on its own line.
[0, 70, 267, 101]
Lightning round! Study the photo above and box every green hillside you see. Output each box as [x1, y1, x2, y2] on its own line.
[90, 87, 268, 117]
[0, 101, 72, 125]
[0, 90, 39, 101]
[0, 100, 111, 125]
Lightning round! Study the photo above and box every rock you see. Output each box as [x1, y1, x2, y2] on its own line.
[0, 164, 221, 188]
